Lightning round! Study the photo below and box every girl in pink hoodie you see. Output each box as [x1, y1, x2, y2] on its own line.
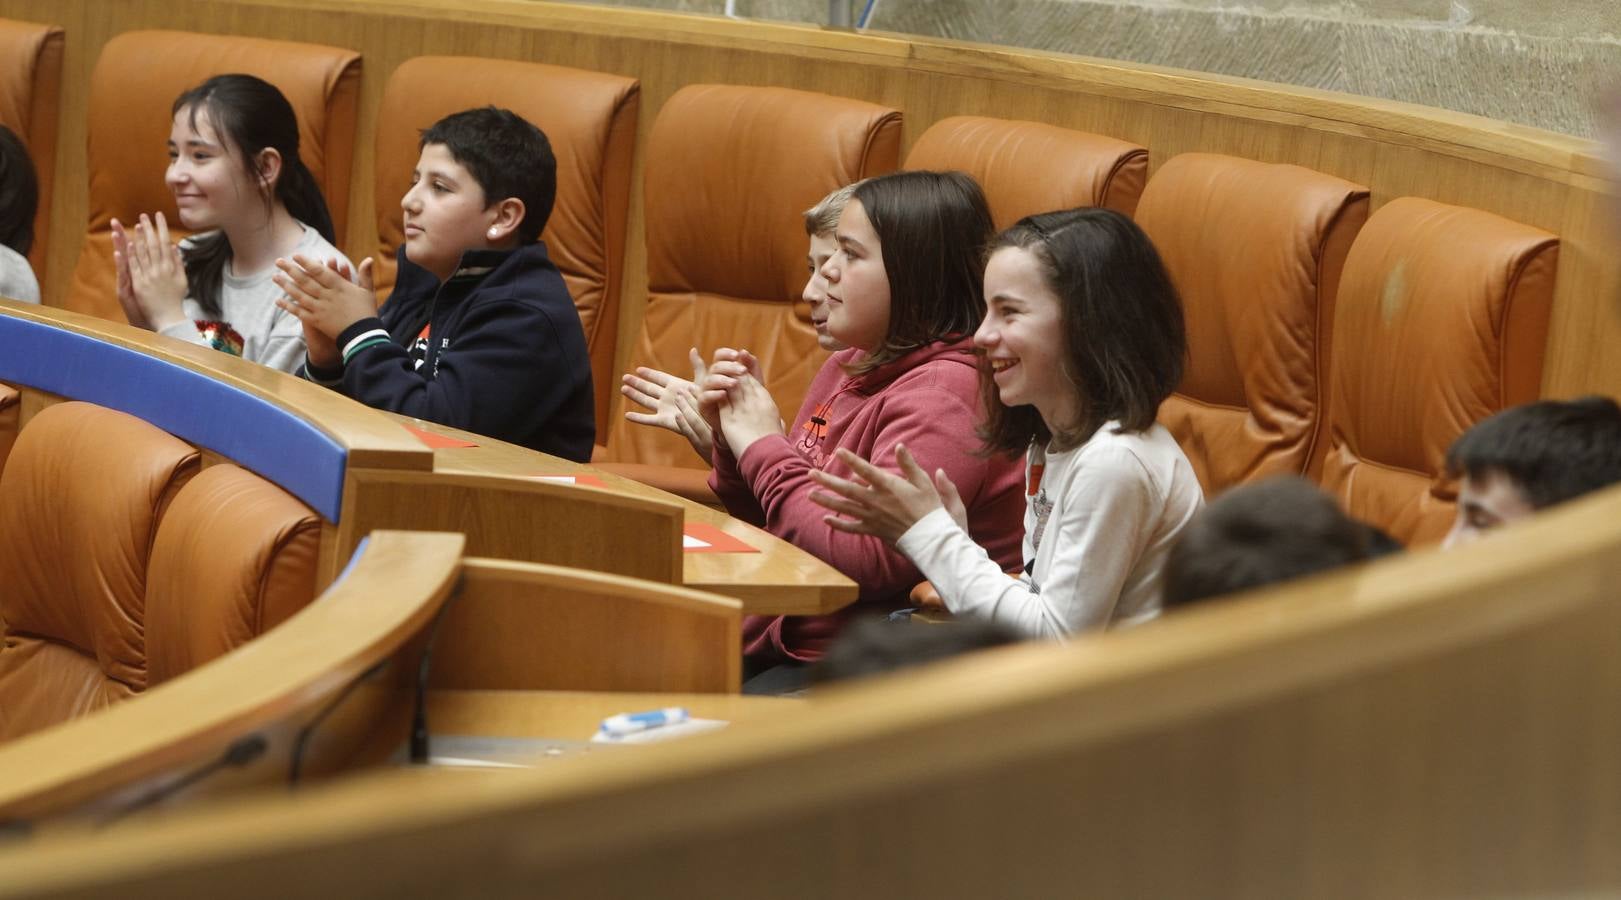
[701, 171, 1026, 687]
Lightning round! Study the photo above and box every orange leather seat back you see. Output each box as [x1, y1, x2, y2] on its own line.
[63, 30, 360, 322]
[903, 115, 1148, 223]
[1317, 197, 1558, 546]
[1137, 153, 1369, 494]
[145, 464, 321, 686]
[0, 402, 198, 741]
[368, 56, 640, 439]
[602, 84, 901, 467]
[0, 382, 17, 481]
[0, 19, 63, 283]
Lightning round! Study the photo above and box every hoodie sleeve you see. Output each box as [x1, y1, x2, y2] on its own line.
[735, 383, 999, 603]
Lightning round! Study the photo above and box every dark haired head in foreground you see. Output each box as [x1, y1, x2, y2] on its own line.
[1443, 396, 1621, 548]
[1162, 476, 1394, 609]
[810, 615, 1023, 685]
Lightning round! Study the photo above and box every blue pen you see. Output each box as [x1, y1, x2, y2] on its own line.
[599, 707, 689, 737]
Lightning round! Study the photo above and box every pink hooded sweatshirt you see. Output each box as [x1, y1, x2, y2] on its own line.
[710, 337, 1026, 664]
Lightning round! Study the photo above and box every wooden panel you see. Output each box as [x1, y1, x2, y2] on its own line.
[4, 0, 1613, 411]
[422, 689, 791, 741]
[7, 484, 1621, 895]
[393, 414, 858, 615]
[337, 469, 684, 585]
[429, 559, 741, 694]
[0, 530, 463, 823]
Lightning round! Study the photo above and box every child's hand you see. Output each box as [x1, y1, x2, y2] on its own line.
[809, 444, 965, 544]
[714, 372, 784, 457]
[109, 218, 150, 330]
[122, 213, 189, 331]
[622, 347, 715, 460]
[273, 254, 378, 341]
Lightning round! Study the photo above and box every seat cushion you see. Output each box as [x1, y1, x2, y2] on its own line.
[904, 115, 1148, 223]
[1137, 153, 1370, 494]
[0, 401, 198, 739]
[602, 84, 901, 470]
[0, 19, 64, 280]
[1317, 197, 1558, 545]
[145, 464, 321, 685]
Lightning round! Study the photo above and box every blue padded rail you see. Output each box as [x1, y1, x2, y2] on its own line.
[0, 316, 347, 521]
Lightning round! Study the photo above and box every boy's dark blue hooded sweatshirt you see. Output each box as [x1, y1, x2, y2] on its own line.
[308, 242, 595, 461]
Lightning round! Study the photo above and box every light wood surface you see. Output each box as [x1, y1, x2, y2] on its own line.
[5, 484, 1621, 896]
[3, 0, 1616, 405]
[423, 689, 795, 741]
[392, 414, 860, 615]
[0, 530, 463, 823]
[430, 558, 743, 693]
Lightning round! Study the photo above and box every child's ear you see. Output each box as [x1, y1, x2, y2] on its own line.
[256, 147, 284, 190]
[485, 198, 527, 245]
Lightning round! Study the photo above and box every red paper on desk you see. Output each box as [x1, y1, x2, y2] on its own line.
[683, 522, 758, 553]
[526, 474, 610, 489]
[404, 425, 478, 449]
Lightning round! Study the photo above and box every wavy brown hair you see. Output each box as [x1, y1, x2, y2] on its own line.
[844, 171, 994, 376]
[978, 207, 1186, 455]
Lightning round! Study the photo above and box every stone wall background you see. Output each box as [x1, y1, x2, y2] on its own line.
[577, 0, 1618, 138]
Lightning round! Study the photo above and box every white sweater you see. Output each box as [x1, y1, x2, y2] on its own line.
[0, 244, 40, 304]
[161, 225, 350, 374]
[896, 422, 1203, 638]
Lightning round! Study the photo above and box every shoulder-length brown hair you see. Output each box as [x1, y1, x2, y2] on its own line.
[978, 207, 1186, 455]
[844, 170, 994, 376]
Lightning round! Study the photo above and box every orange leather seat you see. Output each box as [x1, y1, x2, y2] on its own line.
[1137, 153, 1369, 494]
[145, 464, 321, 685]
[1316, 197, 1558, 546]
[367, 56, 640, 440]
[903, 115, 1148, 223]
[0, 382, 16, 475]
[62, 30, 360, 322]
[0, 402, 199, 741]
[597, 84, 901, 497]
[0, 19, 64, 286]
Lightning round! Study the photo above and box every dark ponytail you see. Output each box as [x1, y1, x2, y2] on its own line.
[171, 74, 336, 318]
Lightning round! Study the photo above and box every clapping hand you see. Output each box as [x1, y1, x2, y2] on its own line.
[810, 444, 969, 544]
[622, 348, 715, 460]
[112, 213, 189, 331]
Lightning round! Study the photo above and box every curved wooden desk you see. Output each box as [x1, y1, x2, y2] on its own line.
[0, 530, 464, 824]
[5, 486, 1621, 896]
[0, 302, 856, 614]
[393, 415, 856, 615]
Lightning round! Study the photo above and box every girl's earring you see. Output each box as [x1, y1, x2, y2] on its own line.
[487, 228, 498, 239]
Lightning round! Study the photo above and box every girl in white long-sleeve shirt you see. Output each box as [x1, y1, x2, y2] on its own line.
[811, 207, 1203, 638]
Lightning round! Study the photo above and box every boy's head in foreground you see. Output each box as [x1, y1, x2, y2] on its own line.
[1442, 396, 1621, 548]
[1162, 476, 1391, 609]
[402, 107, 556, 282]
[810, 615, 1023, 685]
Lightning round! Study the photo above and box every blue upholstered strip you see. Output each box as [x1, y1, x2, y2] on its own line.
[0, 316, 347, 521]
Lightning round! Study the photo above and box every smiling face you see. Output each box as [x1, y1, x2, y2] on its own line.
[803, 232, 847, 352]
[976, 246, 1080, 432]
[819, 199, 891, 352]
[165, 107, 258, 232]
[400, 142, 498, 283]
[1441, 468, 1537, 549]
